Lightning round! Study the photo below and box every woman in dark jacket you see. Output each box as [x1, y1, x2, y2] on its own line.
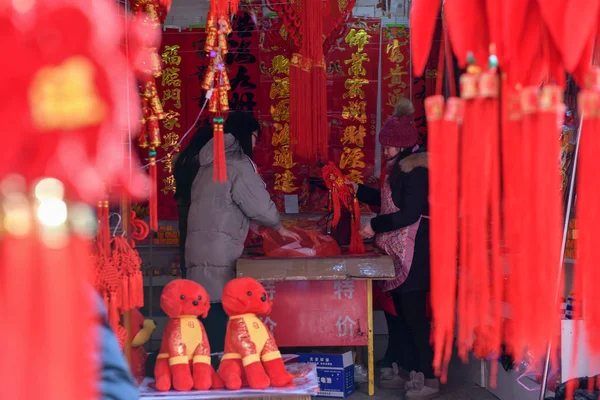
[354, 98, 437, 398]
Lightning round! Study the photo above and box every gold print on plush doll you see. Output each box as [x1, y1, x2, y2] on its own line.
[154, 279, 224, 391]
[218, 277, 294, 390]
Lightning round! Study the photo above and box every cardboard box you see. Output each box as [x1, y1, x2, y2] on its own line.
[236, 254, 394, 281]
[298, 352, 354, 398]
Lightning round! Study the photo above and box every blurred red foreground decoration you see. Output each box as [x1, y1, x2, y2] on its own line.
[0, 1, 150, 399]
[412, 0, 598, 391]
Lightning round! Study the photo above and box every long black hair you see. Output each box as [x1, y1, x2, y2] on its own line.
[224, 111, 260, 159]
[173, 124, 213, 203]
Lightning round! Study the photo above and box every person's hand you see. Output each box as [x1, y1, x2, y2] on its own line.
[345, 180, 358, 193]
[278, 227, 301, 241]
[359, 222, 376, 239]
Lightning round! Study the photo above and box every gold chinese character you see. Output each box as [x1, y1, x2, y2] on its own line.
[345, 29, 371, 53]
[269, 77, 290, 100]
[345, 52, 370, 77]
[384, 65, 408, 88]
[346, 169, 364, 184]
[162, 88, 182, 109]
[341, 125, 367, 147]
[386, 39, 404, 64]
[162, 67, 182, 87]
[273, 146, 297, 169]
[342, 100, 367, 124]
[274, 169, 299, 193]
[270, 55, 290, 76]
[161, 45, 182, 66]
[161, 175, 176, 194]
[163, 153, 174, 174]
[343, 78, 369, 99]
[340, 147, 366, 170]
[270, 99, 290, 122]
[161, 132, 181, 151]
[386, 88, 407, 108]
[271, 123, 290, 147]
[162, 112, 181, 130]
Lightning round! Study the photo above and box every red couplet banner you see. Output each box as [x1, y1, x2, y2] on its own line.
[260, 280, 368, 347]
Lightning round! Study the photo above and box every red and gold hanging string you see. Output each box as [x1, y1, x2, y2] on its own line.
[322, 162, 365, 254]
[203, 6, 234, 182]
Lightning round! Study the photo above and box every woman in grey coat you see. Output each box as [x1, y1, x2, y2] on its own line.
[184, 111, 299, 353]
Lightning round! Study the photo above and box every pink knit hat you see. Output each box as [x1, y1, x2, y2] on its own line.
[378, 114, 419, 148]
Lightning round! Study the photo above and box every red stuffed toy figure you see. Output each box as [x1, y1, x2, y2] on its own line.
[218, 277, 294, 390]
[129, 309, 156, 380]
[154, 279, 223, 391]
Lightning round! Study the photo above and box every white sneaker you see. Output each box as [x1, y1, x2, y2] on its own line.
[406, 379, 440, 399]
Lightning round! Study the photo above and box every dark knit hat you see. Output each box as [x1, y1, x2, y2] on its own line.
[378, 115, 419, 148]
[378, 97, 419, 148]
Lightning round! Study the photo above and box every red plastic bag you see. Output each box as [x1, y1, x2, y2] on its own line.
[262, 227, 342, 257]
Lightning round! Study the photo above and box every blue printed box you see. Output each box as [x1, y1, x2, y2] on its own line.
[298, 352, 354, 398]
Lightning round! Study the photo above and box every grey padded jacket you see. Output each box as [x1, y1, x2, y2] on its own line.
[186, 133, 281, 302]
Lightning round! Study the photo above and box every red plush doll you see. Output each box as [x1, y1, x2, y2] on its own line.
[129, 309, 156, 380]
[218, 277, 294, 390]
[154, 279, 224, 391]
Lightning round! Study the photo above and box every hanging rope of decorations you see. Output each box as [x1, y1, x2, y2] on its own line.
[130, 0, 166, 232]
[202, 0, 239, 182]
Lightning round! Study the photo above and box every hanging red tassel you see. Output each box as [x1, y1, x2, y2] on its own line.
[349, 195, 365, 254]
[502, 87, 525, 357]
[289, 0, 328, 163]
[574, 78, 600, 364]
[148, 157, 158, 232]
[479, 57, 503, 387]
[535, 84, 564, 376]
[457, 65, 481, 360]
[331, 188, 342, 227]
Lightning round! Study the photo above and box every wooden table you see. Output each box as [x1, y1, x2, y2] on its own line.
[237, 253, 395, 396]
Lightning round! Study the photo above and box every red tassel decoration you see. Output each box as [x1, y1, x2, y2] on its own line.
[331, 188, 342, 227]
[535, 84, 564, 372]
[457, 65, 480, 360]
[289, 0, 328, 163]
[148, 157, 158, 232]
[575, 77, 600, 365]
[426, 94, 449, 378]
[322, 162, 365, 254]
[427, 20, 462, 381]
[213, 119, 227, 183]
[502, 87, 525, 358]
[479, 57, 503, 387]
[350, 195, 365, 254]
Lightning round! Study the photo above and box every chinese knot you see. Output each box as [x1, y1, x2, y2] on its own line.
[322, 162, 364, 254]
